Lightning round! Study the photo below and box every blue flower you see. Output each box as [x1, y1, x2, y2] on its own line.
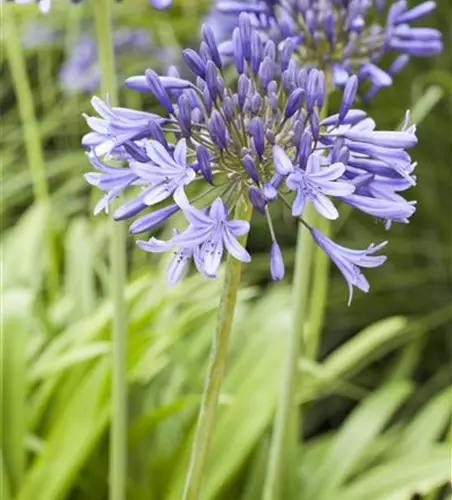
[213, 0, 442, 94]
[82, 96, 164, 156]
[280, 150, 355, 220]
[83, 14, 419, 299]
[129, 139, 196, 206]
[138, 189, 251, 282]
[310, 228, 387, 305]
[84, 152, 140, 215]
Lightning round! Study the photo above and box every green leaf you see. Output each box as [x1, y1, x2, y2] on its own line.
[334, 447, 451, 500]
[18, 361, 110, 500]
[394, 386, 452, 457]
[1, 289, 32, 495]
[303, 381, 413, 500]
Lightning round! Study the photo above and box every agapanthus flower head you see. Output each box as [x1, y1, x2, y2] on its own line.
[214, 0, 442, 96]
[83, 14, 418, 302]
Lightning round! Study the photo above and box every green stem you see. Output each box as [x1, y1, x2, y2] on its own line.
[92, 3, 128, 500]
[3, 5, 59, 299]
[182, 197, 253, 500]
[263, 204, 316, 500]
[305, 217, 331, 360]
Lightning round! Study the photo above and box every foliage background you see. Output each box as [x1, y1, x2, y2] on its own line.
[1, 1, 451, 499]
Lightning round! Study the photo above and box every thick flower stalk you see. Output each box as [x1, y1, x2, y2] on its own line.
[6, 0, 171, 14]
[214, 0, 442, 97]
[83, 13, 418, 302]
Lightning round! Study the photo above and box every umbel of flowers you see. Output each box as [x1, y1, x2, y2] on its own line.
[84, 14, 418, 303]
[214, 0, 442, 99]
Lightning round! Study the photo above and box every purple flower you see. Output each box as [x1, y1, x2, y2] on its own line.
[82, 96, 164, 156]
[84, 152, 139, 215]
[138, 189, 251, 281]
[280, 150, 355, 220]
[129, 139, 196, 206]
[83, 14, 419, 297]
[213, 0, 442, 95]
[138, 230, 205, 286]
[311, 228, 388, 305]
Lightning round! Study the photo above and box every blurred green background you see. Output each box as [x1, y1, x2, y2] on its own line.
[1, 1, 451, 499]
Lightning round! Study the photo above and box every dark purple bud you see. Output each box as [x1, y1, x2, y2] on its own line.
[129, 204, 180, 234]
[124, 141, 150, 163]
[360, 63, 392, 87]
[309, 112, 320, 140]
[202, 88, 213, 114]
[389, 38, 442, 56]
[305, 9, 316, 37]
[177, 94, 192, 138]
[207, 110, 228, 149]
[233, 27, 244, 74]
[238, 74, 250, 108]
[196, 145, 213, 183]
[282, 70, 295, 94]
[297, 69, 308, 89]
[316, 71, 326, 108]
[271, 173, 284, 190]
[299, 130, 312, 168]
[182, 48, 206, 78]
[222, 96, 236, 121]
[280, 38, 294, 72]
[265, 129, 276, 145]
[339, 75, 358, 122]
[248, 186, 266, 214]
[250, 94, 262, 114]
[264, 39, 276, 61]
[306, 68, 318, 113]
[389, 54, 410, 75]
[323, 11, 336, 45]
[251, 31, 264, 74]
[242, 154, 260, 182]
[249, 116, 265, 156]
[395, 1, 436, 24]
[201, 23, 222, 68]
[205, 60, 219, 100]
[322, 109, 367, 127]
[199, 41, 212, 63]
[113, 196, 147, 221]
[217, 76, 225, 96]
[259, 57, 275, 89]
[149, 119, 168, 147]
[239, 13, 252, 60]
[270, 241, 285, 281]
[285, 88, 305, 118]
[145, 69, 174, 114]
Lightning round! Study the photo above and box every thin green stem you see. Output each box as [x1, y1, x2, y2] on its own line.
[3, 5, 59, 299]
[263, 204, 316, 500]
[305, 216, 331, 360]
[92, 3, 128, 500]
[182, 196, 252, 500]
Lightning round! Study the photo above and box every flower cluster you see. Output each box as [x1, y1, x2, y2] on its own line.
[83, 14, 419, 302]
[7, 0, 171, 14]
[214, 0, 442, 98]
